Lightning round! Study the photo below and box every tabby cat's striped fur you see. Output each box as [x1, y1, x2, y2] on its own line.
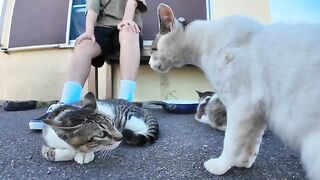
[42, 92, 159, 164]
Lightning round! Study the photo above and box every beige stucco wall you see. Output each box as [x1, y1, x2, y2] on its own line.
[0, 0, 271, 102]
[0, 48, 110, 101]
[0, 49, 71, 100]
[212, 0, 271, 23]
[113, 65, 212, 101]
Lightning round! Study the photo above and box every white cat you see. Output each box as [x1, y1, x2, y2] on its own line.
[149, 3, 320, 179]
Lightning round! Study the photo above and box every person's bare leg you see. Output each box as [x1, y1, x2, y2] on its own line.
[119, 29, 140, 80]
[118, 28, 140, 101]
[59, 39, 101, 104]
[67, 39, 101, 85]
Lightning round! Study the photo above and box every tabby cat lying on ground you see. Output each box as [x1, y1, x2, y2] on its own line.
[42, 92, 159, 164]
[195, 91, 226, 131]
[149, 3, 320, 179]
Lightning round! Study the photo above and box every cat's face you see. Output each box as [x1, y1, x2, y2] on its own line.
[195, 91, 214, 121]
[43, 92, 122, 153]
[149, 3, 186, 73]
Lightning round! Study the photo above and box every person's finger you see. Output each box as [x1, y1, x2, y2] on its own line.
[91, 36, 96, 45]
[134, 24, 140, 33]
[125, 23, 135, 33]
[118, 22, 125, 30]
[76, 36, 84, 44]
[75, 37, 79, 45]
[129, 22, 136, 33]
[119, 24, 128, 32]
[126, 24, 131, 32]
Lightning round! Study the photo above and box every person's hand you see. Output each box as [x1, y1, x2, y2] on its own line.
[117, 20, 140, 33]
[75, 31, 96, 45]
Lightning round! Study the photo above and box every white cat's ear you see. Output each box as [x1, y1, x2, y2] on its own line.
[196, 90, 203, 97]
[157, 3, 175, 33]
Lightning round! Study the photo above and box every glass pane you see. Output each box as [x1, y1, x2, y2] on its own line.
[0, 0, 3, 15]
[0, 0, 4, 41]
[10, 0, 69, 47]
[73, 0, 85, 5]
[69, 8, 85, 40]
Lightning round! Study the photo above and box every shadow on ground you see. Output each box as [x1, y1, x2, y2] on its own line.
[0, 108, 305, 179]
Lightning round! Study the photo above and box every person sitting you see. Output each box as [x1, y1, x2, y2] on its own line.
[29, 0, 147, 130]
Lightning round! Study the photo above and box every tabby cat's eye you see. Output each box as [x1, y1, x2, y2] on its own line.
[151, 47, 158, 51]
[99, 131, 107, 137]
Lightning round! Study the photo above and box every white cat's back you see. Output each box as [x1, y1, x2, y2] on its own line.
[249, 23, 320, 148]
[199, 17, 320, 148]
[185, 16, 262, 54]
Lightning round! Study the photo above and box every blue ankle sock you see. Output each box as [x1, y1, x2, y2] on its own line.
[119, 80, 136, 102]
[60, 81, 82, 104]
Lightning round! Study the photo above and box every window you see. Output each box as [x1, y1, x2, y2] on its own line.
[8, 0, 70, 48]
[0, 0, 7, 46]
[68, 0, 86, 43]
[269, 0, 320, 23]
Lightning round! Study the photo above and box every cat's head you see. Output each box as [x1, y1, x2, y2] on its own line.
[195, 91, 214, 121]
[149, 3, 189, 73]
[43, 92, 123, 153]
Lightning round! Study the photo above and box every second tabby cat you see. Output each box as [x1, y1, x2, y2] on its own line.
[41, 92, 159, 164]
[195, 91, 226, 131]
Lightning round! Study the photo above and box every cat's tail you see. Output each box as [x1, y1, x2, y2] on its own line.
[122, 111, 159, 146]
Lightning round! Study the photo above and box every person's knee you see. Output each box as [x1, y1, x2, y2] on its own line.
[74, 39, 92, 52]
[74, 39, 100, 57]
[119, 29, 139, 45]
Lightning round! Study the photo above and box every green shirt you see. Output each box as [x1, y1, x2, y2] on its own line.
[86, 0, 147, 29]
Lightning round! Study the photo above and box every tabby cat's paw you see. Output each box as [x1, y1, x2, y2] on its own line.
[41, 144, 55, 161]
[204, 158, 231, 175]
[74, 152, 94, 164]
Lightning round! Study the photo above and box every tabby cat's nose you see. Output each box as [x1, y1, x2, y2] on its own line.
[114, 134, 123, 142]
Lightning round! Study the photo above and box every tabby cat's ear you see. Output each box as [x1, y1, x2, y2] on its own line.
[43, 118, 82, 130]
[157, 3, 175, 34]
[82, 92, 97, 110]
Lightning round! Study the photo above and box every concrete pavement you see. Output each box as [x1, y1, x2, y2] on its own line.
[0, 107, 305, 179]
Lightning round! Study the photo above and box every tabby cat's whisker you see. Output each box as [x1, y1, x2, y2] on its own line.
[97, 149, 111, 159]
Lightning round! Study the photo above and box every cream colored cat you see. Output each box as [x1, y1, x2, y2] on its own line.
[149, 3, 320, 179]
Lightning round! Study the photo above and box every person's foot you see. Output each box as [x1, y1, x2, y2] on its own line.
[29, 102, 64, 131]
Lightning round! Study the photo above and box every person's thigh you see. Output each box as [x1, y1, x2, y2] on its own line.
[92, 26, 117, 67]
